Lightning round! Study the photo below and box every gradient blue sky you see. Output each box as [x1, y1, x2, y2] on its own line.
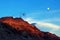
[0, 0, 60, 36]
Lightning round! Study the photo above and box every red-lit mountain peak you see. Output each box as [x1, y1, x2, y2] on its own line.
[0, 17, 60, 40]
[0, 17, 40, 34]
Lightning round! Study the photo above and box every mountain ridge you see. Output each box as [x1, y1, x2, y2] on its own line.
[0, 17, 60, 40]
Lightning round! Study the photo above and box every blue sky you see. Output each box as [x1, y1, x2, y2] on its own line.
[0, 0, 60, 36]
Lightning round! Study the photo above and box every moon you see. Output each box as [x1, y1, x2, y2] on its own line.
[47, 8, 50, 10]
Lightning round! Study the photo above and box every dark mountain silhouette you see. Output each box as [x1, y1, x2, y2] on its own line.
[0, 17, 60, 40]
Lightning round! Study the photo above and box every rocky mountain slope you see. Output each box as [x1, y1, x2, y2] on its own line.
[0, 17, 60, 40]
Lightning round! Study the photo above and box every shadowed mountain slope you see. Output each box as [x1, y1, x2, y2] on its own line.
[0, 17, 60, 40]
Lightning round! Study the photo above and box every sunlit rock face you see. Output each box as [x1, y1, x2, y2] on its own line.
[0, 17, 60, 40]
